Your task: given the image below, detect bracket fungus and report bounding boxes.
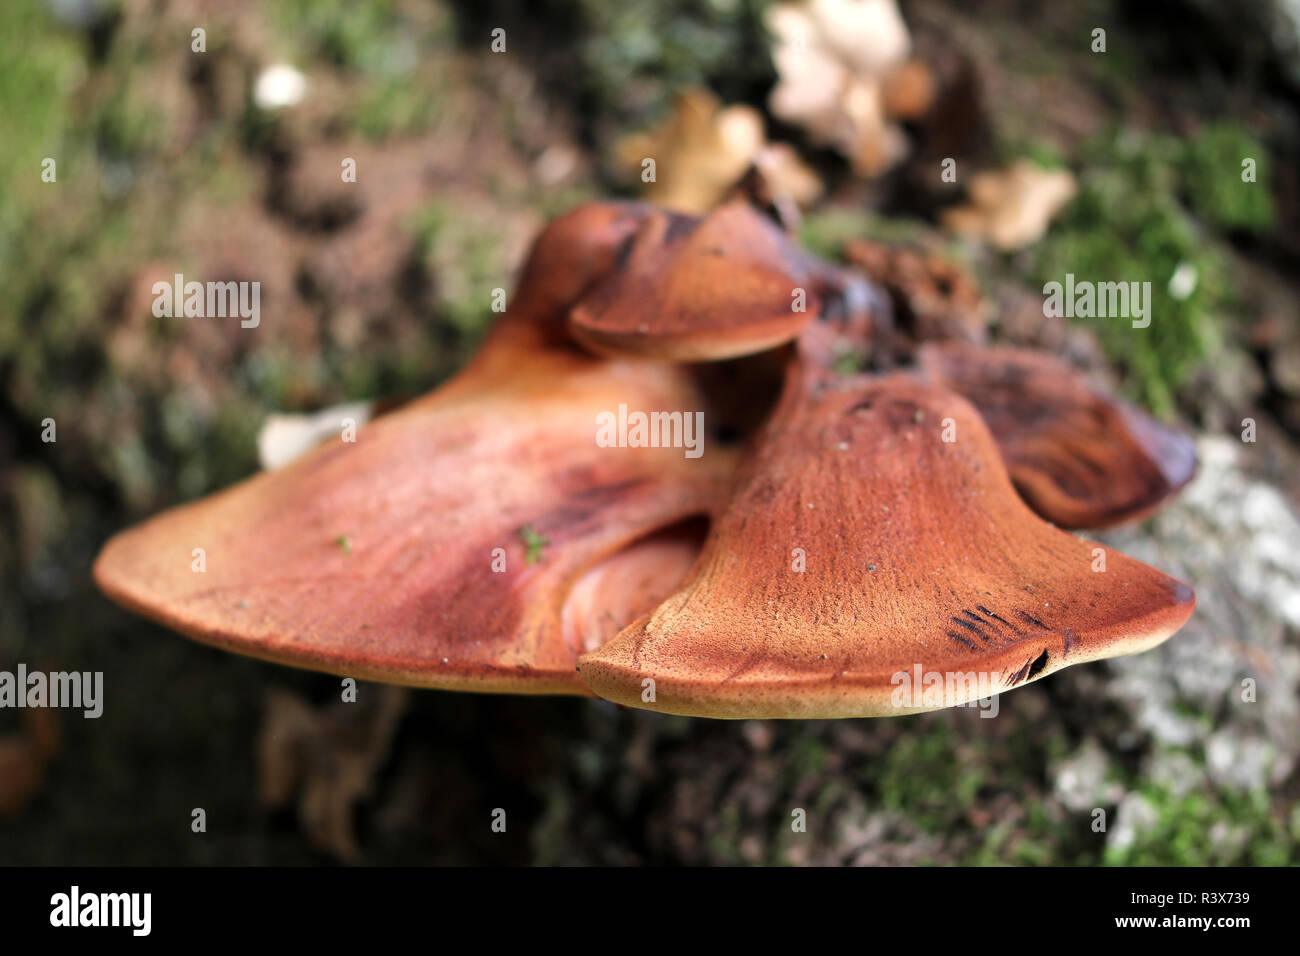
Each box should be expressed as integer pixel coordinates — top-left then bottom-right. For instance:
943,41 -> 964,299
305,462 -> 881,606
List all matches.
95,199 -> 1198,719
916,342 -> 1199,528
577,352 -> 1194,717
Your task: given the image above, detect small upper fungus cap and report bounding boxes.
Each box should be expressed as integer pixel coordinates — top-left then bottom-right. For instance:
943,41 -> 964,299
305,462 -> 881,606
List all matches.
568,199 -> 829,361
511,200 -> 654,331
576,357 -> 1195,718
917,342 -> 1198,528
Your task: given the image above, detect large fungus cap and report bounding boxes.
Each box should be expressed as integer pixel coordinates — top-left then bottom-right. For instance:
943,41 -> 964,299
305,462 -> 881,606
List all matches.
917,342 -> 1198,528
568,199 -> 833,361
576,356 -> 1195,718
94,203 -> 735,694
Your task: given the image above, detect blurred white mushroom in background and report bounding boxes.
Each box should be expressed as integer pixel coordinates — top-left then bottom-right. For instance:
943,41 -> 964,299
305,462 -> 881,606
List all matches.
254,63 -> 308,110
766,0 -> 934,177
258,401 -> 375,470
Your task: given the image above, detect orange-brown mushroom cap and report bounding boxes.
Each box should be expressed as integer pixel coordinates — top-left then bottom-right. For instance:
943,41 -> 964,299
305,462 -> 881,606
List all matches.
93,203 -> 736,694
568,200 -> 830,361
917,342 -> 1198,528
576,358 -> 1195,718
512,200 -> 654,329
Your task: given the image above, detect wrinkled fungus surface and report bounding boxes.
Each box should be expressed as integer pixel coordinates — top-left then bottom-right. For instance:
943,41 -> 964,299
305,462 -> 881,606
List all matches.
96,200 -> 1197,718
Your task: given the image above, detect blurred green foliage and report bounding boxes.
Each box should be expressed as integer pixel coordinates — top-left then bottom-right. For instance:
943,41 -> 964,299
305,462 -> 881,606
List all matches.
798,210 -> 939,261
272,0 -> 456,140
407,201 -> 506,340
560,0 -> 775,129
273,0 -> 412,72
1104,782 -> 1298,866
1177,122 -> 1275,233
1035,124 -> 1273,413
874,726 -> 985,831
0,1 -> 83,298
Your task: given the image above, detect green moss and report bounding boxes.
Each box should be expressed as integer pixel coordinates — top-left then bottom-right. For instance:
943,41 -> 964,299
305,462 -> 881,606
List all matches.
1034,130 -> 1235,413
798,209 -> 935,261
272,0 -> 409,72
870,721 -> 987,832
520,525 -> 549,565
1177,122 -> 1274,233
93,82 -> 162,165
353,77 -> 442,141
558,0 -> 775,130
0,2 -> 80,181
830,344 -> 867,377
0,1 -> 83,294
1104,785 -> 1297,866
997,137 -> 1069,171
270,0 -> 456,141
408,201 -> 506,341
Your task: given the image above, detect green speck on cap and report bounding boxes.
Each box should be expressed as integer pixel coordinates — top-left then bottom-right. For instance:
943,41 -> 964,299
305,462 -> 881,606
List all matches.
520,525 -> 549,565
